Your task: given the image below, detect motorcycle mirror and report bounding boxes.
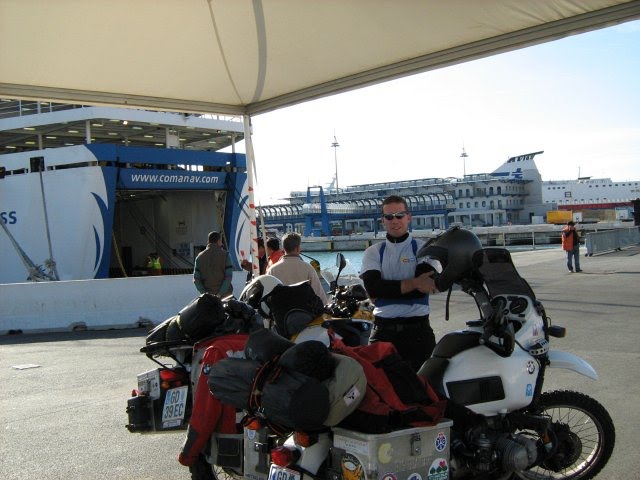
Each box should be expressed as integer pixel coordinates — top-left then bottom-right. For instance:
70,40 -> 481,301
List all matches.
335,253 -> 346,281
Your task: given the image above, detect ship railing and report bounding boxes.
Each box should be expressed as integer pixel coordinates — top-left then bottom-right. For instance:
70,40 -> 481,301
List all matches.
0,99 -> 85,119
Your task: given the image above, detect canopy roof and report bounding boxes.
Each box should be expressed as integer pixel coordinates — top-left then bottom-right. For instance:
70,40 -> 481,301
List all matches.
1,0 -> 639,117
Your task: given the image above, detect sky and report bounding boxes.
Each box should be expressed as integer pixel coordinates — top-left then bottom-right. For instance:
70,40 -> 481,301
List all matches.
231,20 -> 640,205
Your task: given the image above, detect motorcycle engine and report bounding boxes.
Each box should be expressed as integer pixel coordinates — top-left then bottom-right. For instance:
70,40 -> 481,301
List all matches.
451,428 -> 538,479
495,434 -> 538,471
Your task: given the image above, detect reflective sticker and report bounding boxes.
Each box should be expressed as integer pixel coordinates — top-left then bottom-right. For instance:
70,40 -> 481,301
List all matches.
527,360 -> 536,374
526,384 -> 533,396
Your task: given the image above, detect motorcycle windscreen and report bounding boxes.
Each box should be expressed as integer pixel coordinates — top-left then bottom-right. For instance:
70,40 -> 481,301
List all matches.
474,248 -> 536,300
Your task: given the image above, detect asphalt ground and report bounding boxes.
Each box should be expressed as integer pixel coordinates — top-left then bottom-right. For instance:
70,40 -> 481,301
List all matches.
1,245 -> 639,480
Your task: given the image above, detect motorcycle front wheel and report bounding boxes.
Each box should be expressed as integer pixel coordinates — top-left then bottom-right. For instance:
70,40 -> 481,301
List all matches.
515,390 -> 615,480
189,454 -> 243,480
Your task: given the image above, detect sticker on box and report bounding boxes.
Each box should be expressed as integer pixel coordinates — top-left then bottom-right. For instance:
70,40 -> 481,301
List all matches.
341,452 -> 365,480
377,442 -> 394,464
335,436 -> 369,456
427,458 -> 449,480
434,431 -> 447,452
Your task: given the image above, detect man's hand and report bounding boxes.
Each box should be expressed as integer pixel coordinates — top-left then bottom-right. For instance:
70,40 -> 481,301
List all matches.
402,271 -> 438,294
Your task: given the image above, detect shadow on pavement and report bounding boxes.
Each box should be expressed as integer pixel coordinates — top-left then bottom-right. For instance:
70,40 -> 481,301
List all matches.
0,326 -> 151,345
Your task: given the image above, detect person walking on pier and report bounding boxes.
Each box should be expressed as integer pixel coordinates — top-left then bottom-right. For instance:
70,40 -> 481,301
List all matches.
562,221 -> 582,273
360,195 -> 440,371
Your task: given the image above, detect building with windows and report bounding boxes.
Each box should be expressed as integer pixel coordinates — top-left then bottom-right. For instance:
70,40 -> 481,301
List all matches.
260,151 -> 553,236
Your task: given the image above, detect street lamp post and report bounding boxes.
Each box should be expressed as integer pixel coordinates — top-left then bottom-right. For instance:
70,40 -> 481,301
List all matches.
331,135 -> 340,192
460,147 -> 468,178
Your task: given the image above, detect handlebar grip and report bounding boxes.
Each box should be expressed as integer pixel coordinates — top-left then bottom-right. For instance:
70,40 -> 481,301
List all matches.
493,296 -> 508,314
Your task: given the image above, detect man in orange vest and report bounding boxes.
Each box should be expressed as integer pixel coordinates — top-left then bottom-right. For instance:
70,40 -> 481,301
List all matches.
561,221 -> 582,273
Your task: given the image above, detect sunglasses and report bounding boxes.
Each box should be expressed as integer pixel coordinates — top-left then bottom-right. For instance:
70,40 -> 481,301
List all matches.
382,211 -> 408,221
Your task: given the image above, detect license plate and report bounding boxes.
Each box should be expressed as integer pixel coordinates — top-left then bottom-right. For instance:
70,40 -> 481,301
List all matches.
161,385 -> 188,428
268,465 -> 301,480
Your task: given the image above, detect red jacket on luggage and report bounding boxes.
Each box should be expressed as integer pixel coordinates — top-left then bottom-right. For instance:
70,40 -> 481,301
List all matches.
178,334 -> 248,466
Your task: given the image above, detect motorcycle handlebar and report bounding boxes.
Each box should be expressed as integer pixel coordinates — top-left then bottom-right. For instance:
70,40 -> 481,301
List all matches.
479,297 -> 515,358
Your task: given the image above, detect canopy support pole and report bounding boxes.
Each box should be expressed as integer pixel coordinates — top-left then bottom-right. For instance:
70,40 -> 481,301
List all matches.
243,114 -> 260,278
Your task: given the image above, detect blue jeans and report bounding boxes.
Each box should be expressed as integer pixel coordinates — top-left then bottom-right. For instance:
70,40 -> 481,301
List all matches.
566,247 -> 581,272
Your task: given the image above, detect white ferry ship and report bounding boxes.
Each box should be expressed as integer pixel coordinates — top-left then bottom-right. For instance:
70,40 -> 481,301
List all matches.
471,151 -> 639,209
0,100 -> 252,284
543,177 -> 640,210
261,151 -> 638,235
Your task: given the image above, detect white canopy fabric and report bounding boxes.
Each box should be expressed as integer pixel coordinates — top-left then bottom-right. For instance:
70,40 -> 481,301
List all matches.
1,0 -> 639,117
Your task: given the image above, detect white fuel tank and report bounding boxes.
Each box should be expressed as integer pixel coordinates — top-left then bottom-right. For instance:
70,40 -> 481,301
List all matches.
442,345 -> 539,415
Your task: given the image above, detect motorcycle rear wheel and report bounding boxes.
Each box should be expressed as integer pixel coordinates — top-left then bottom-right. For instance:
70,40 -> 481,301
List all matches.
514,390 -> 615,480
189,454 -> 243,480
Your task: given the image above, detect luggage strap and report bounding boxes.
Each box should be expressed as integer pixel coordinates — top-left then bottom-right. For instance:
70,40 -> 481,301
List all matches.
246,359 -> 291,436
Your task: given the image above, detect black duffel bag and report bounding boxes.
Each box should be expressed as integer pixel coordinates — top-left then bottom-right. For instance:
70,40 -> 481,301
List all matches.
146,293 -> 226,345
208,351 -> 331,432
261,369 -> 330,432
244,328 -> 294,363
208,358 -> 263,410
145,314 -> 185,345
277,340 -> 335,381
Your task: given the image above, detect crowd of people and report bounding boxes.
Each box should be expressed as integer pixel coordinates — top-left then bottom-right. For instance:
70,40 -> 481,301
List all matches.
192,199 -> 588,371
191,194 -> 446,371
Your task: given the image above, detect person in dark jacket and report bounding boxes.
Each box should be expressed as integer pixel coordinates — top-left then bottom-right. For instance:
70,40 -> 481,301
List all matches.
241,238 -> 267,279
193,231 -> 234,296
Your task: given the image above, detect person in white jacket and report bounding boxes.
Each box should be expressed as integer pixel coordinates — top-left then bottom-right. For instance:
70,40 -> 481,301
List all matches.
360,195 -> 440,371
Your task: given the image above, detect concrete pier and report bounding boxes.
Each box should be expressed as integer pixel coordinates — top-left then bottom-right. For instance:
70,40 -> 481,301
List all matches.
1,246 -> 639,479
301,221 -> 637,251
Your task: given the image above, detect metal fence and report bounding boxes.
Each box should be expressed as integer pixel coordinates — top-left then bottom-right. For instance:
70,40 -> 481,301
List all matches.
585,227 -> 640,256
